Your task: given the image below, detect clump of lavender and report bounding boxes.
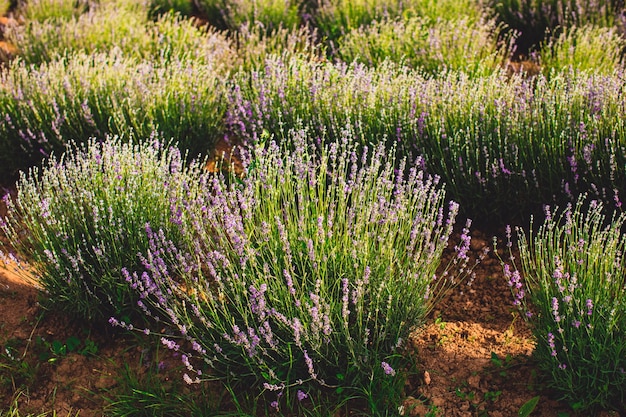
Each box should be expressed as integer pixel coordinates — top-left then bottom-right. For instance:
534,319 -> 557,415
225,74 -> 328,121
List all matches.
501,195 -> 626,412
336,16 -> 511,76
0,136 -> 205,322
226,56 -> 626,219
488,0 -> 620,54
0,51 -> 228,179
538,24 -> 624,74
119,127 -> 473,413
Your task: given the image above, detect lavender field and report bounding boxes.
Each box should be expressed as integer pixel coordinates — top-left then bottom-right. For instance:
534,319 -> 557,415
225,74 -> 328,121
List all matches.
1,0 -> 626,415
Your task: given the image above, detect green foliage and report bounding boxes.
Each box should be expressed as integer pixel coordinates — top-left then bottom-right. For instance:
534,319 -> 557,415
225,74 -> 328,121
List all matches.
0,0 -> 10,16
504,196 -> 626,412
15,0 -> 90,22
232,23 -> 322,71
119,129 -> 473,415
0,51 -> 227,179
539,24 -> 624,74
336,16 -> 510,76
0,339 -> 38,397
103,346 -> 226,417
0,138 -> 206,322
35,334 -> 98,362
148,0 -> 193,18
518,396 -> 540,417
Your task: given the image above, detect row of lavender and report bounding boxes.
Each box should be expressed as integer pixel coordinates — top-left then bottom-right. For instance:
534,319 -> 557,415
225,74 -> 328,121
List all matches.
2,136 -> 475,414
0,0 -> 624,220
1,51 -> 626,218
2,133 -> 625,413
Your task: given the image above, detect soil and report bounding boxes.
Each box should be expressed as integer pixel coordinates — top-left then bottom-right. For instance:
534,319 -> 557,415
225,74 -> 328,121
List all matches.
0,191 -> 618,417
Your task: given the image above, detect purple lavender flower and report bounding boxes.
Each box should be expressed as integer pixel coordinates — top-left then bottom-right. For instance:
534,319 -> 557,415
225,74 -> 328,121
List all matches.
297,390 -> 308,401
381,361 -> 396,376
551,297 -> 561,323
548,332 -> 557,357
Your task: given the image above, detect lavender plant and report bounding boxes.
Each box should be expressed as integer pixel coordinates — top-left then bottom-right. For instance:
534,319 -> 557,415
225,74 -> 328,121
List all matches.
502,196 -> 626,412
538,24 -> 625,74
226,56 -> 626,218
315,0 -> 484,44
488,0 -> 622,53
0,137 -> 206,322
7,7 -> 233,66
0,51 -> 228,179
15,0 -> 91,22
336,16 -> 510,76
114,128 -> 473,414
231,23 -> 323,71
195,0 -> 301,32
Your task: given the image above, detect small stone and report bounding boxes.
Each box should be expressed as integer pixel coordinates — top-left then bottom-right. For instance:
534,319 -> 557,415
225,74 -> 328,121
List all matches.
467,374 -> 481,389
423,370 -> 431,385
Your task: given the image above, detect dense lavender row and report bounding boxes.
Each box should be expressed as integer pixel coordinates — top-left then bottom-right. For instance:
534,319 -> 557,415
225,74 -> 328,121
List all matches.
2,49 -> 625,218
2,134 -> 475,414
227,57 -> 626,217
0,52 -> 227,180
0,0 -> 623,221
6,3 -> 234,65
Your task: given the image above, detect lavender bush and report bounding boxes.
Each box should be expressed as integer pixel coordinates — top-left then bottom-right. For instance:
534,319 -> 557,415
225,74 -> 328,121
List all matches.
115,128 -> 474,414
0,137 -> 206,322
0,51 -> 228,179
7,7 -> 234,66
538,24 -> 624,74
315,0 -> 484,44
336,16 -> 510,76
226,57 -> 626,218
488,0 -> 621,53
502,196 -> 626,412
15,0 -> 91,22
232,23 -> 323,71
195,0 -> 301,32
